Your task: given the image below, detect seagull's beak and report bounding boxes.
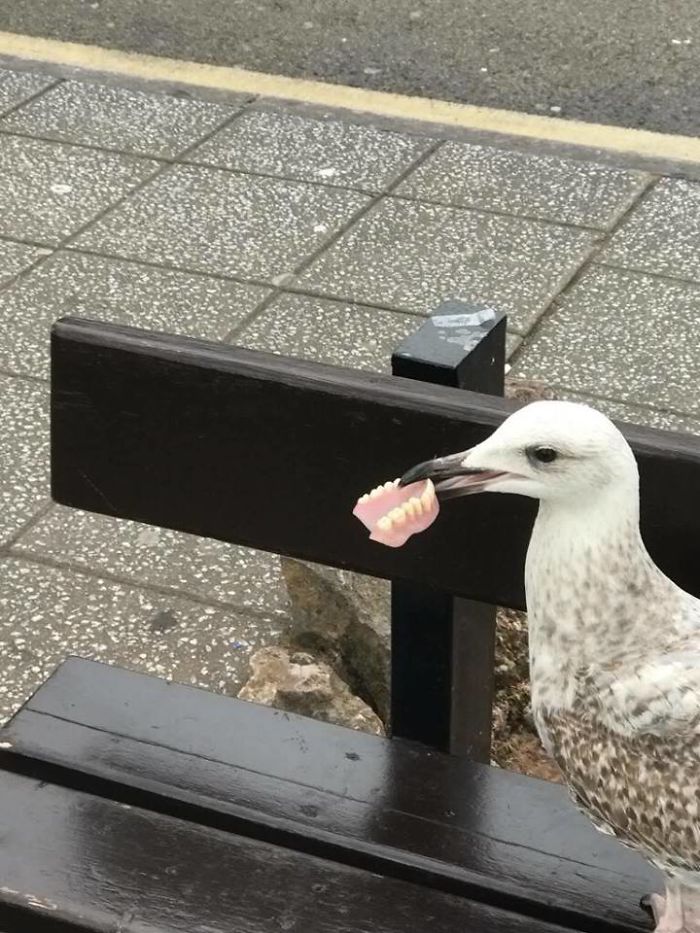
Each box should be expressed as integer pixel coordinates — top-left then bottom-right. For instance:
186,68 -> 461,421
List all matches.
399,450 -> 510,500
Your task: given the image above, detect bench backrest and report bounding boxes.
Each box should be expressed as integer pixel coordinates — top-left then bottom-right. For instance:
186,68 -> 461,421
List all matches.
52,316 -> 700,609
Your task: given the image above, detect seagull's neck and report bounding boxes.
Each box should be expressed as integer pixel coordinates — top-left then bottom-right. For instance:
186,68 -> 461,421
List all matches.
525,483 -> 681,708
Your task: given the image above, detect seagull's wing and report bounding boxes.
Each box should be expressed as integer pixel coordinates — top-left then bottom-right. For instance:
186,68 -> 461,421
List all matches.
553,642 -> 700,868
548,659 -> 700,871
591,642 -> 700,739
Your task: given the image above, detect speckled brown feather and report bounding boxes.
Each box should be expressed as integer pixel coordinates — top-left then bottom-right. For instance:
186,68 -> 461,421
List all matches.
541,705 -> 700,874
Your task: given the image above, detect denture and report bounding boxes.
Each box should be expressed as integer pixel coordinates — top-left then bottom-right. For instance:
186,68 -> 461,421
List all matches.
353,478 -> 440,547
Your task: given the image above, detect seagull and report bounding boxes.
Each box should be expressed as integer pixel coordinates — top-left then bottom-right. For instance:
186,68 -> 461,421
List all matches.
354,400 -> 700,933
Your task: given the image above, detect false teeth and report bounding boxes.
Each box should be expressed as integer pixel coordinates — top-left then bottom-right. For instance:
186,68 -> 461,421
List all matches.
353,478 -> 440,548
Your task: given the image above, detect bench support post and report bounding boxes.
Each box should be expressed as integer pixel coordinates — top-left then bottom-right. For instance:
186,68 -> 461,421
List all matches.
391,302 -> 506,759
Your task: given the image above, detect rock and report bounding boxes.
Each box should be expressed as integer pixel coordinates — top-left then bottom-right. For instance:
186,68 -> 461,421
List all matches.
492,608 -> 531,758
238,646 -> 385,735
505,376 -> 556,403
280,558 -> 391,723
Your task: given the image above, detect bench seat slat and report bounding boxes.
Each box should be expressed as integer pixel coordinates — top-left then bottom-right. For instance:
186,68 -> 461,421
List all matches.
1,659 -> 657,933
1,768 -> 574,933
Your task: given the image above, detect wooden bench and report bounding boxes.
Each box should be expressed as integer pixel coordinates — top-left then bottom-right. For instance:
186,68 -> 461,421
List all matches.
1,314 -> 699,932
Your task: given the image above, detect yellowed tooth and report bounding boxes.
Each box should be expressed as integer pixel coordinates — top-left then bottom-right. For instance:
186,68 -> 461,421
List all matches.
377,516 -> 392,532
390,507 -> 406,526
421,485 -> 434,509
410,496 -> 423,516
402,500 -> 416,520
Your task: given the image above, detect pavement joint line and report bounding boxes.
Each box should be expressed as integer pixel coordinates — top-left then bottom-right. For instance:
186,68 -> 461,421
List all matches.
256,284 -> 430,319
385,190 -> 609,233
3,546 -> 292,621
594,259 -> 700,290
542,384 -> 700,428
48,103 -> 252,248
0,124 -> 172,164
55,241 -> 317,294
59,242 -> 278,288
4,31 -> 700,166
0,365 -> 48,385
0,501 -> 55,555
167,93 -> 256,162
377,133 -> 440,190
178,153 -> 380,196
0,236 -> 509,329
0,124 -> 673,236
509,175 -> 658,361
0,161 -> 168,299
600,171 -> 660,235
17,101 -> 250,282
0,120 -> 412,197
224,274 -> 433,344
0,117 -> 644,231
510,177 -> 653,352
0,247 -> 54,299
0,73 -> 63,121
0,101 -> 253,166
291,137 -> 445,280
0,232 -> 54,250
0,126 -> 183,295
507,235 -> 607,356
226,138 -> 445,341
223,286 -> 288,344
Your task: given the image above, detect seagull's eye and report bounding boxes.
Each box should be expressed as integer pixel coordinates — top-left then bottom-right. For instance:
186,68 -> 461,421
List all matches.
532,446 -> 558,464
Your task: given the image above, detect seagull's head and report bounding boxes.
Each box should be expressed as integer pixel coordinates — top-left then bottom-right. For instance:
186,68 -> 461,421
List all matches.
400,400 -> 638,505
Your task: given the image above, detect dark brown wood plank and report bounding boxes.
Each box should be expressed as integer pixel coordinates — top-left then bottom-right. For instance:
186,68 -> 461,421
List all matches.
1,659 -> 658,933
0,769 -> 574,933
51,318 -> 700,609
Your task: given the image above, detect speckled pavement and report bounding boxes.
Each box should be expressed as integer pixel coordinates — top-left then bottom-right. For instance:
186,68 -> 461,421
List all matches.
0,64 -> 699,722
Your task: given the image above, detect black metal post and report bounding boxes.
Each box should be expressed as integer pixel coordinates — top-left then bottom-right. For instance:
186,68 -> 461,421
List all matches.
391,300 -> 506,760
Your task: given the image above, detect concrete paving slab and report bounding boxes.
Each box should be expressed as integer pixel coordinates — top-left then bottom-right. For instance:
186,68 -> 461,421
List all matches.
0,555 -> 288,724
12,507 -> 289,616
73,163 -> 370,280
0,251 -> 268,378
0,238 -> 46,287
1,79 -> 240,158
0,375 -> 49,546
234,292 -> 420,372
299,197 -> 596,333
187,107 -> 431,191
396,141 -> 650,228
557,391 -> 700,436
511,265 -> 700,417
600,178 -> 700,281
0,133 -> 159,245
506,332 -> 523,359
0,68 -> 54,115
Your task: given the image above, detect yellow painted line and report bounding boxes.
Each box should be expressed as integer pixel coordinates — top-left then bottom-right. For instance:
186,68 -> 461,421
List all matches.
2,29 -> 700,165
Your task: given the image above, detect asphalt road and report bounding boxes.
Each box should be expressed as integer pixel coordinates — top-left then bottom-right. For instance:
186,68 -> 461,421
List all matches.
2,0 -> 699,136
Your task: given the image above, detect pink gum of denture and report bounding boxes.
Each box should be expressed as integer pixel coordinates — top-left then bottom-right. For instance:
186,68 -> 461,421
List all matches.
353,478 -> 440,548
